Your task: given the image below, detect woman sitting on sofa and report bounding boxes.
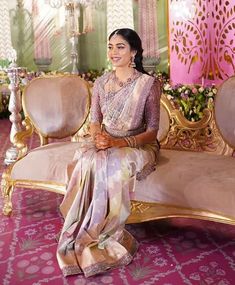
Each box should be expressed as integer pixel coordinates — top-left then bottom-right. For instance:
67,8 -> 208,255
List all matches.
57,28 -> 161,277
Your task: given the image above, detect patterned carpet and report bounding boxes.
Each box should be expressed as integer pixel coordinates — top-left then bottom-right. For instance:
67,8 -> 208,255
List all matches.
0,119 -> 235,285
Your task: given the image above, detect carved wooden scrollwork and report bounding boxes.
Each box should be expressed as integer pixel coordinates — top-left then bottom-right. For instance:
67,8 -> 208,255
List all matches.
130,201 -> 151,214
160,96 -> 234,156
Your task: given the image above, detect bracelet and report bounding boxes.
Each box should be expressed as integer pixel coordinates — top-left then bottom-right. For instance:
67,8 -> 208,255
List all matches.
132,136 -> 137,148
124,137 -> 131,147
124,136 -> 137,148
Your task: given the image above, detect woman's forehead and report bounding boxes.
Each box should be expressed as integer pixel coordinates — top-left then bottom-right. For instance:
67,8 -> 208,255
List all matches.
109,34 -> 128,45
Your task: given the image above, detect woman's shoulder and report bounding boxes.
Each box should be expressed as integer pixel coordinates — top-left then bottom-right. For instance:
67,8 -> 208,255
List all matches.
138,73 -> 162,97
94,71 -> 112,85
147,73 -> 162,86
139,72 -> 160,86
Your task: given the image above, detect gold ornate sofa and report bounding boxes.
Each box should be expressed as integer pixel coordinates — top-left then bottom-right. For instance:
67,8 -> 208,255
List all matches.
1,75 -> 235,226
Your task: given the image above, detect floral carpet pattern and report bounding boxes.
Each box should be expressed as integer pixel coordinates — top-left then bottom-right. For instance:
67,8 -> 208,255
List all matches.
0,119 -> 235,285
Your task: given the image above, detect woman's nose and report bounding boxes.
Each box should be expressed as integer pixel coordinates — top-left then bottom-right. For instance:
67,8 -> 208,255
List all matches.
111,47 -> 118,54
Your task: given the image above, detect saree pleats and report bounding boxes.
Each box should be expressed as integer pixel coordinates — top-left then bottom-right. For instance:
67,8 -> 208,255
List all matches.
57,144 -> 157,277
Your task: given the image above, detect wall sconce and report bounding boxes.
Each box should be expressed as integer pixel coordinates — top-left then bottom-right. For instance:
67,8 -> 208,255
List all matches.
64,0 -> 81,74
49,0 -> 103,74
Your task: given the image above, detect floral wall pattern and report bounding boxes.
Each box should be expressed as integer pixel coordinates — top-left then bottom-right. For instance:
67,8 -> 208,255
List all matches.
169,0 -> 235,86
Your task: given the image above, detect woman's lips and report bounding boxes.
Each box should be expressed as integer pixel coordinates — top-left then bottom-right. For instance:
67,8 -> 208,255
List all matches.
111,57 -> 121,62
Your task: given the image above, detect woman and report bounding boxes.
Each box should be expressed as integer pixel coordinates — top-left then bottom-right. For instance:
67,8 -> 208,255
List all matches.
57,28 -> 161,277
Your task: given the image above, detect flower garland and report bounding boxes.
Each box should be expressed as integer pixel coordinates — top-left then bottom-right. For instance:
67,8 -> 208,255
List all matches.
0,69 -> 217,122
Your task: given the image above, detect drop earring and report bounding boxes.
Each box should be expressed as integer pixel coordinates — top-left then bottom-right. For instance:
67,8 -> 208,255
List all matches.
107,58 -> 113,70
130,56 -> 136,68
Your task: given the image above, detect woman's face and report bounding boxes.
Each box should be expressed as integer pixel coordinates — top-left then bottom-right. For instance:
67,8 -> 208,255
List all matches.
108,34 -> 136,68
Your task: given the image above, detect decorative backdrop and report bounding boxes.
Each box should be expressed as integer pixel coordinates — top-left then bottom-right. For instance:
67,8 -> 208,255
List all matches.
138,0 -> 160,69
169,0 -> 235,86
32,0 -> 52,70
107,0 -> 134,38
0,0 -> 15,64
1,0 -> 168,73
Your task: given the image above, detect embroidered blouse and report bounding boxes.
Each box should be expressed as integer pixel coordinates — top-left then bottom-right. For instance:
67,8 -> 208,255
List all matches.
90,71 -> 161,135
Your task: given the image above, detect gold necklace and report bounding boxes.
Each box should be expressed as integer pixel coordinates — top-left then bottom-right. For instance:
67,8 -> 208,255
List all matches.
113,69 -> 137,88
114,74 -> 133,87
108,70 -> 138,94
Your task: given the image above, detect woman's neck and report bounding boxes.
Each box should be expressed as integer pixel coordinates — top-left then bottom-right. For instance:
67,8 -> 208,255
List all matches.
114,67 -> 135,81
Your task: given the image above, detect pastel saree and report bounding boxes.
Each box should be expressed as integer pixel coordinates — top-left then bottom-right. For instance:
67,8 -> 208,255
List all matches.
57,72 -> 161,277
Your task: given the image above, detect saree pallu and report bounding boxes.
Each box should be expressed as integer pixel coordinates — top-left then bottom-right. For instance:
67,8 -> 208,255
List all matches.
57,74 -> 159,277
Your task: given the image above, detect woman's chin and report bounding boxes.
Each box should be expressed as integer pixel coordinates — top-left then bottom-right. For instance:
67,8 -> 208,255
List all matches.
112,63 -> 129,69
111,62 -> 120,67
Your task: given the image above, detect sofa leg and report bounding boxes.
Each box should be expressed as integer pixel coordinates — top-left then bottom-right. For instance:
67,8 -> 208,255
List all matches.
1,174 -> 13,216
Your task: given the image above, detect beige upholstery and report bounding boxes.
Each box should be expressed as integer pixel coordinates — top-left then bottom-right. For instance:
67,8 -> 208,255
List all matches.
23,76 -> 90,138
1,75 -> 235,226
157,104 -> 170,142
11,142 -> 79,183
11,145 -> 235,217
133,150 -> 235,217
215,76 -> 235,148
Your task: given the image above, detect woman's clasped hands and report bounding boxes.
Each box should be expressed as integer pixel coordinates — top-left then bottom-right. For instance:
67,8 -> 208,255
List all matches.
94,132 -> 114,150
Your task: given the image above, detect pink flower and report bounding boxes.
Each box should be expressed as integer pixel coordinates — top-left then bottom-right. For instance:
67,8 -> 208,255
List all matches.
192,88 -> 198,94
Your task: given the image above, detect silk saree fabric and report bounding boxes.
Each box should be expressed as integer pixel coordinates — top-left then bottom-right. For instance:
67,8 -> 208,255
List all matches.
57,73 -> 161,277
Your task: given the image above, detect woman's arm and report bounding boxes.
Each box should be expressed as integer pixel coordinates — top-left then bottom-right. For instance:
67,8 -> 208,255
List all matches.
135,78 -> 161,145
89,79 -> 103,140
90,122 -> 102,140
95,125 -> 157,150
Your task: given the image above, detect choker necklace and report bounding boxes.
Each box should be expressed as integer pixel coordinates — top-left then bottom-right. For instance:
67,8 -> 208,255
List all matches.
114,74 -> 133,87
107,70 -> 139,95
113,69 -> 138,88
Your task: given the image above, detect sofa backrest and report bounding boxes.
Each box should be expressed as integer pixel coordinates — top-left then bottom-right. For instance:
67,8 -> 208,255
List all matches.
215,76 -> 235,149
22,75 -> 91,139
157,101 -> 170,142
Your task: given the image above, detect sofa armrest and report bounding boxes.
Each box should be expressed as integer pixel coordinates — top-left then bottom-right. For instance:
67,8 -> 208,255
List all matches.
160,94 -> 234,156
13,117 -> 36,159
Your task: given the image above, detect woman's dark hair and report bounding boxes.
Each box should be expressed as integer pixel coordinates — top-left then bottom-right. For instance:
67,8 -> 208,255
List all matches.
108,28 -> 148,74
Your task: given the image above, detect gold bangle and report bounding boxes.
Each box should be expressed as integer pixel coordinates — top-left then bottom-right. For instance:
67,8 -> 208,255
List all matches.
124,136 -> 137,148
124,137 -> 131,147
131,136 -> 137,148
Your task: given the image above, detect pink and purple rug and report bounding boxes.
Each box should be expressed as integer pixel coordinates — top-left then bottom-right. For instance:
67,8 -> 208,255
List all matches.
1,119 -> 235,285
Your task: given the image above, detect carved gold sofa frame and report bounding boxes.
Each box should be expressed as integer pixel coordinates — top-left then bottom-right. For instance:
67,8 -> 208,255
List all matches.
1,75 -> 235,227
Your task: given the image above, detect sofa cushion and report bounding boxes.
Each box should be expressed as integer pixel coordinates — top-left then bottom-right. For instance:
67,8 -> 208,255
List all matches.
11,142 -> 79,184
133,149 -> 235,217
11,144 -> 235,217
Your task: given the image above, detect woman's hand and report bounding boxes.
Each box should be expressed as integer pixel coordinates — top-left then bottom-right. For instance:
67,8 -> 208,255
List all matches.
94,133 -> 114,150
